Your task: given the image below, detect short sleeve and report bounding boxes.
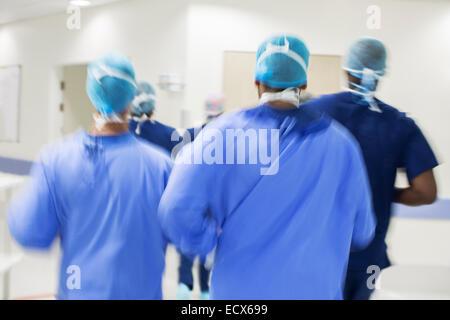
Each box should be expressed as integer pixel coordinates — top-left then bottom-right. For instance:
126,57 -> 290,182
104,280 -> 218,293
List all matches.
400,118 -> 438,181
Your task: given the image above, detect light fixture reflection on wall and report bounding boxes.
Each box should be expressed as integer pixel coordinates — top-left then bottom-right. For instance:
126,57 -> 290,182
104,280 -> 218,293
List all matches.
69,0 -> 92,7
158,74 -> 185,92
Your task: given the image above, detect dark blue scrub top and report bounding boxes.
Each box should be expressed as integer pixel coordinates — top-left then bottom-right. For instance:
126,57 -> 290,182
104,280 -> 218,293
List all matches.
129,119 -> 178,153
303,92 -> 438,271
129,119 -> 202,155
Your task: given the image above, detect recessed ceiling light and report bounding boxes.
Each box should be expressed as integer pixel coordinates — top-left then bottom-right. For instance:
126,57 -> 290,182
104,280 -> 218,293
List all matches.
70,0 -> 92,7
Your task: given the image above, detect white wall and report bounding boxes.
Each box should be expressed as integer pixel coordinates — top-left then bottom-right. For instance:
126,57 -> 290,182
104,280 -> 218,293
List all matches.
387,217 -> 450,267
0,0 -> 189,159
0,0 -> 449,196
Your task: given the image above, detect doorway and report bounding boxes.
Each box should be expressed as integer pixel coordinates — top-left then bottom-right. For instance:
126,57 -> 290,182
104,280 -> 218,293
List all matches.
61,64 -> 92,135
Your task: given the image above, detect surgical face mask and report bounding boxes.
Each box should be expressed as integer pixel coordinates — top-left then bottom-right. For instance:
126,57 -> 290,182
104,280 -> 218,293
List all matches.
259,87 -> 302,108
343,67 -> 383,113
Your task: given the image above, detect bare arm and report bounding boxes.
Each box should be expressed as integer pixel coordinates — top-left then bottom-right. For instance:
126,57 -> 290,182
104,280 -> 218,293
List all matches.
395,169 -> 437,206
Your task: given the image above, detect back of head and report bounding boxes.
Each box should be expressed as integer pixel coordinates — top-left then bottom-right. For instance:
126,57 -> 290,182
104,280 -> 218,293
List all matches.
345,37 -> 387,78
255,34 -> 310,90
86,52 -> 137,116
131,81 -> 156,117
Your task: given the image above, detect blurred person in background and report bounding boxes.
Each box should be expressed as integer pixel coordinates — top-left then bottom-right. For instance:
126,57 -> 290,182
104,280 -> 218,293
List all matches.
129,81 -> 181,153
303,37 -> 438,300
158,34 -> 376,299
7,53 -> 172,299
204,93 -> 225,122
129,85 -> 224,157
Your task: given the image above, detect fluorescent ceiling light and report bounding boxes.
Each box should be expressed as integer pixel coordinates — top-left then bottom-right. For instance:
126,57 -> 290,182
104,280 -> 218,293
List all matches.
70,0 -> 92,7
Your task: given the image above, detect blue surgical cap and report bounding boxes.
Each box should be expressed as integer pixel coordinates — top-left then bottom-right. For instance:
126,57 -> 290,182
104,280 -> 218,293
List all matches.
345,37 -> 387,78
131,82 -> 156,116
86,52 -> 137,116
255,35 -> 310,89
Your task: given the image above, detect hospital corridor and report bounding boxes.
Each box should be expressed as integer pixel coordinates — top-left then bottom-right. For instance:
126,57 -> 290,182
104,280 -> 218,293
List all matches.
0,0 -> 450,309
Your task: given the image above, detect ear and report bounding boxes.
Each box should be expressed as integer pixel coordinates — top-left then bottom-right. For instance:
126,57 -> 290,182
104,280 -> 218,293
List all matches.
300,84 -> 307,90
346,72 -> 360,85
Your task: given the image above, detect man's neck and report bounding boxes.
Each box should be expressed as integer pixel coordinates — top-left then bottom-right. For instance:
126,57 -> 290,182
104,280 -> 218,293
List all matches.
267,101 -> 297,110
90,123 -> 129,136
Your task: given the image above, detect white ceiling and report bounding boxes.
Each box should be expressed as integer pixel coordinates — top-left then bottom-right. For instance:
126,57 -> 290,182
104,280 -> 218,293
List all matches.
0,0 -> 126,25
1,0 -> 447,25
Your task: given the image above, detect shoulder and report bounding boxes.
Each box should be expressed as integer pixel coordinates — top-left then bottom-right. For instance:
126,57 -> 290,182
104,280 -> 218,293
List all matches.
205,105 -> 291,131
376,99 -> 404,117
327,120 -> 358,145
38,131 -> 84,166
376,100 -> 420,133
322,120 -> 364,159
302,92 -> 349,111
205,108 -> 255,131
133,137 -> 173,168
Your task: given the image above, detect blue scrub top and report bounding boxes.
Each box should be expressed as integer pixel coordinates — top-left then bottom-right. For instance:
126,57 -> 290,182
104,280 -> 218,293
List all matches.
158,105 -> 376,299
303,92 -> 438,271
7,131 -> 172,299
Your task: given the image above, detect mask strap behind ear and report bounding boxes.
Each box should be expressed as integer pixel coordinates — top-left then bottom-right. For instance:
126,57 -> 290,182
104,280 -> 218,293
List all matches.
259,87 -> 301,108
343,67 -> 384,78
343,66 -> 383,113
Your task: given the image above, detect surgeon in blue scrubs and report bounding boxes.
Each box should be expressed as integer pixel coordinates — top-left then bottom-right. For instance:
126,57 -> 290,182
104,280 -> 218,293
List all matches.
303,37 -> 438,300
7,53 -> 172,299
158,35 -> 376,299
